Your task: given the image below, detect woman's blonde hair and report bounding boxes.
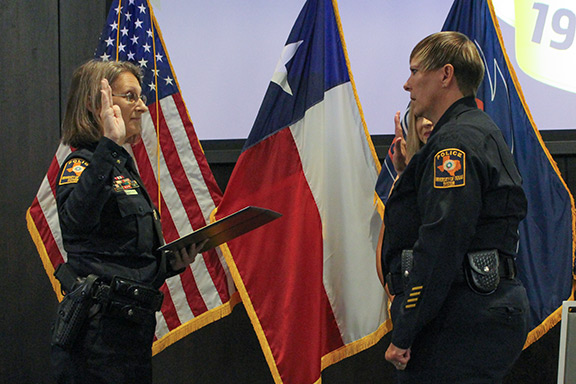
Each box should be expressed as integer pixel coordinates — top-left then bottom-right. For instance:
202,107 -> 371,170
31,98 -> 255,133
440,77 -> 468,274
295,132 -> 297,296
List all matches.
61,60 -> 143,148
404,108 -> 433,164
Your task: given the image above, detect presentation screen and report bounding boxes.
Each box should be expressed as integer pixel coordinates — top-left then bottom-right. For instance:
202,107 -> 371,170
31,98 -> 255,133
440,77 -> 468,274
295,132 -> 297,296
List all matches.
152,0 -> 576,139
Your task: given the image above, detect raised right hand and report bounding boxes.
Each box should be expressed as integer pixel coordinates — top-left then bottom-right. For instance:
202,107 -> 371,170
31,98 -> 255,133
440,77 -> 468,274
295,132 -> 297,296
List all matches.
100,79 -> 126,145
391,111 -> 407,174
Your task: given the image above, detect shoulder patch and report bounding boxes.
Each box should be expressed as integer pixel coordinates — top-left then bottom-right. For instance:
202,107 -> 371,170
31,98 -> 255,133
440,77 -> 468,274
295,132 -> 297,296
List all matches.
434,148 -> 465,189
59,158 -> 89,185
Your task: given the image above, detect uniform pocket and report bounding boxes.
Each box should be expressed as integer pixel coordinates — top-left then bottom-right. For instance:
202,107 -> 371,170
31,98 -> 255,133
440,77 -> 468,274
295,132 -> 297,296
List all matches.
488,305 -> 525,323
116,194 -> 153,218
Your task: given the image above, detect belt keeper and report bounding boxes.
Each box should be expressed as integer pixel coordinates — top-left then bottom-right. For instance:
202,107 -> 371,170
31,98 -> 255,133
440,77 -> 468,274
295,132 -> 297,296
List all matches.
500,256 -> 517,279
385,272 -> 404,295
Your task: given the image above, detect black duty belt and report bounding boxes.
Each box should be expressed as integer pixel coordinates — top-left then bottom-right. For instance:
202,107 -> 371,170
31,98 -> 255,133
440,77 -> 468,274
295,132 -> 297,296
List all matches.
385,250 -> 517,296
94,276 -> 164,323
55,263 -> 163,324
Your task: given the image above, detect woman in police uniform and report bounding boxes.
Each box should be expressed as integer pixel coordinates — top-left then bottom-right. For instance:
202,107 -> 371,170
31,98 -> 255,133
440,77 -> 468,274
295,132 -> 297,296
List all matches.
380,32 -> 530,383
51,60 -> 200,384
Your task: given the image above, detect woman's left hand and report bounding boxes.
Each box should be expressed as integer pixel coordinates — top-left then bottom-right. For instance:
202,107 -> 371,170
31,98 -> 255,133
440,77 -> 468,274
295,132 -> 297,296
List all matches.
169,239 -> 209,270
385,342 -> 411,370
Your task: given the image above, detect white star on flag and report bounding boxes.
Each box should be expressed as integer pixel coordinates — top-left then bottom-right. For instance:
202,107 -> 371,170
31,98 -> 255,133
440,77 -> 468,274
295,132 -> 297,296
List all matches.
271,40 -> 303,96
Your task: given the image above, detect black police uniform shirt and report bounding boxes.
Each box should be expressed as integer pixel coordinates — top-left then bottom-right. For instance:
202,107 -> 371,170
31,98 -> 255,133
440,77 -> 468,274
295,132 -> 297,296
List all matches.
57,137 -> 178,289
381,96 -> 527,349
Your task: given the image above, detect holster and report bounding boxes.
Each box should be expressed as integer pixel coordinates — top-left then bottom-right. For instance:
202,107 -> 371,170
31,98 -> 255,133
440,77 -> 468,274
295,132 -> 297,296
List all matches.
51,273 -> 99,349
464,250 -> 500,295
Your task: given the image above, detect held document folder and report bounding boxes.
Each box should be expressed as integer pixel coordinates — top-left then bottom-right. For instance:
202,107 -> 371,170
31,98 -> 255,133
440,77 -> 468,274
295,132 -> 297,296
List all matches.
158,206 -> 282,253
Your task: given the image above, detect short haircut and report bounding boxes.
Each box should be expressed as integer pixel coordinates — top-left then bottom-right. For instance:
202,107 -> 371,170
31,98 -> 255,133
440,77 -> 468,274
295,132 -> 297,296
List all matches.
61,60 -> 143,148
410,31 -> 484,97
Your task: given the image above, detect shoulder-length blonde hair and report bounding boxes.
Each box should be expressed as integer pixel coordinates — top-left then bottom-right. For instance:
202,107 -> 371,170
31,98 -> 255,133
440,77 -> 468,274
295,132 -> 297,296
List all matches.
404,108 -> 434,164
61,60 -> 143,148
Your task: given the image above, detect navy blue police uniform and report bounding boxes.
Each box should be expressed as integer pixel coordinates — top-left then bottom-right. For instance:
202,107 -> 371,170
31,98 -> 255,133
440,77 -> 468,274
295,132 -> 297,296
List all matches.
51,137 -> 181,384
381,97 -> 530,383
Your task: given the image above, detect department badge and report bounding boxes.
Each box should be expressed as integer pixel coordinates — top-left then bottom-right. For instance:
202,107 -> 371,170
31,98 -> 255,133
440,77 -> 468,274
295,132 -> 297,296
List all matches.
59,158 -> 89,185
434,148 -> 465,188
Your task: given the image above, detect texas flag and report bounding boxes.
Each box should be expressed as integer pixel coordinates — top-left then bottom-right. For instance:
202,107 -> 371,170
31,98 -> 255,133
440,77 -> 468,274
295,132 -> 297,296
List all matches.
215,0 -> 389,382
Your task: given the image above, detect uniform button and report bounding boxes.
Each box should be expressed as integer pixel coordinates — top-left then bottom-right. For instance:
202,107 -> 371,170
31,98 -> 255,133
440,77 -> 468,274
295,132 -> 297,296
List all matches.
98,175 -> 105,180
138,206 -> 144,212
112,151 -> 118,158
127,309 -> 134,317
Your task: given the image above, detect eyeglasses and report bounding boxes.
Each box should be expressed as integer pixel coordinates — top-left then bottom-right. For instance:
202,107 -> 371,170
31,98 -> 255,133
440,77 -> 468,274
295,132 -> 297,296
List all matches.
112,92 -> 147,104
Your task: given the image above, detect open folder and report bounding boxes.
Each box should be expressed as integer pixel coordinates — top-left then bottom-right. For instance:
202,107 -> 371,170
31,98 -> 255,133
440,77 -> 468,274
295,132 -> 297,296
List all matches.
158,206 -> 282,254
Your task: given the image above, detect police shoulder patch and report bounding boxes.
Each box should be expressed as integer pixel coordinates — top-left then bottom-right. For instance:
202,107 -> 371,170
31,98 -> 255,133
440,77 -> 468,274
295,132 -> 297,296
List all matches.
434,148 -> 465,189
59,158 -> 89,185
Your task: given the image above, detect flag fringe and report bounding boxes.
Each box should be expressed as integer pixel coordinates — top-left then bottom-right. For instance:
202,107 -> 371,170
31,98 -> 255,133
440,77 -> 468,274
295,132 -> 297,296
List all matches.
25,207 -> 64,302
218,218 -> 392,383
152,291 -> 242,355
320,318 -> 393,370
524,280 -> 576,348
218,241 -> 284,383
331,0 -> 381,175
333,2 -> 390,364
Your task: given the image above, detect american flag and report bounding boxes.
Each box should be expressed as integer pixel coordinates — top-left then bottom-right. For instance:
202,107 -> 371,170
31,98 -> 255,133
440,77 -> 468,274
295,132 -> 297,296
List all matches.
26,0 -> 237,354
